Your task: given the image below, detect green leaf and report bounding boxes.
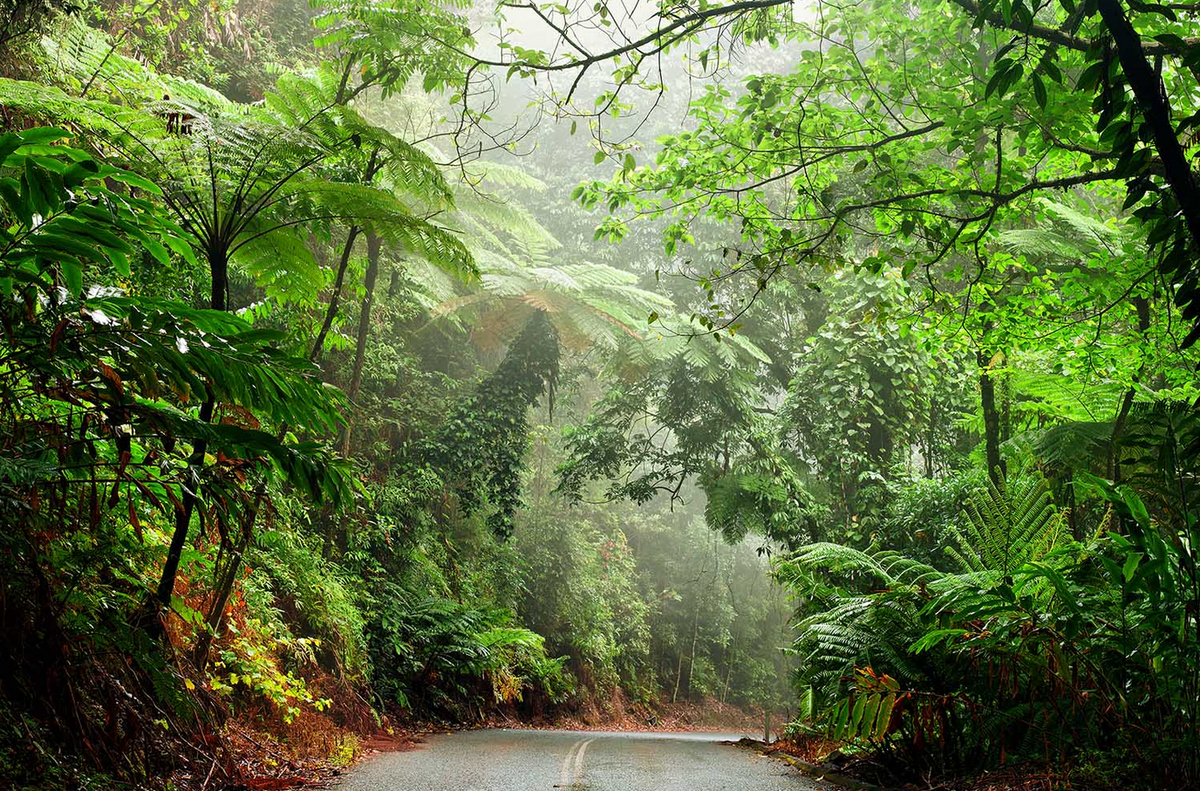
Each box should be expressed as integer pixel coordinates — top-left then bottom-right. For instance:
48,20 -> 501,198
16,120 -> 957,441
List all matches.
1122,489 -> 1151,528
1122,552 -> 1143,582
1032,72 -> 1047,110
874,693 -> 895,740
60,257 -> 83,296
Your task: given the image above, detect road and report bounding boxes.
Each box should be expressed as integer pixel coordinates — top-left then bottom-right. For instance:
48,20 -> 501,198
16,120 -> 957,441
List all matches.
336,728 -> 825,791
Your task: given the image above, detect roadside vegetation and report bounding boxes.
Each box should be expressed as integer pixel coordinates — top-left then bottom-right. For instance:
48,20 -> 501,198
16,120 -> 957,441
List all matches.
1,0 -> 1199,789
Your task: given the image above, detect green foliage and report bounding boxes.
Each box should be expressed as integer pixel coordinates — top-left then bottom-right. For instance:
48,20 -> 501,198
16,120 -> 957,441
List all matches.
7,0 -> 1200,787
0,125 -> 354,506
947,471 -> 1065,575
209,618 -> 331,723
243,524 -> 370,679
776,455 -> 1200,784
426,310 -> 561,537
368,588 -> 570,715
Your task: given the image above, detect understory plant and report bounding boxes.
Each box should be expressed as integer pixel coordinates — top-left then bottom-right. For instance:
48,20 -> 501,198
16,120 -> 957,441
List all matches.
777,457 -> 1200,786
367,584 -> 571,718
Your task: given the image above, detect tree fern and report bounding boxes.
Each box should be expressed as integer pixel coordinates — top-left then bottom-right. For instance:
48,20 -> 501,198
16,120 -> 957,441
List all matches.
945,472 -> 1065,575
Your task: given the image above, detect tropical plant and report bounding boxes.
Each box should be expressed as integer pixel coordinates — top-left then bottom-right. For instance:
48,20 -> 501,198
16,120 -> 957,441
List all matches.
773,472 -> 1070,776
0,124 -> 356,779
368,587 -> 569,715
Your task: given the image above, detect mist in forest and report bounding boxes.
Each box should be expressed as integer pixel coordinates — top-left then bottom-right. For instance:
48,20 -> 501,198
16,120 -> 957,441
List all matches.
2,0 -> 1200,789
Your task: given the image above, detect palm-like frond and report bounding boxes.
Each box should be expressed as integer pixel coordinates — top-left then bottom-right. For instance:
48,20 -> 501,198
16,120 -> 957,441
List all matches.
432,254 -> 673,353
999,198 -> 1128,260
265,69 -> 454,209
309,0 -> 473,96
945,473 -> 1064,575
1011,370 -> 1125,424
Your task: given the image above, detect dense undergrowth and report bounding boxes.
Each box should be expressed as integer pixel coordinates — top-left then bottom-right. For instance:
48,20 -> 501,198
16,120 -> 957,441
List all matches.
3,0 -> 1200,789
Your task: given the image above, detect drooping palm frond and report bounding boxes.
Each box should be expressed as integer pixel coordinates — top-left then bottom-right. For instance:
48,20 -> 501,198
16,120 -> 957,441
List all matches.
451,188 -> 558,256
609,314 -> 772,380
1010,370 -> 1126,424
1027,420 -> 1113,471
265,68 -> 454,209
431,254 -> 674,353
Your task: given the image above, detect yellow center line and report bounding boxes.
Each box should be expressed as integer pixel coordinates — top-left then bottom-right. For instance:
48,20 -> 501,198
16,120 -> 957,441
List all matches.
571,738 -> 594,787
558,738 -> 585,788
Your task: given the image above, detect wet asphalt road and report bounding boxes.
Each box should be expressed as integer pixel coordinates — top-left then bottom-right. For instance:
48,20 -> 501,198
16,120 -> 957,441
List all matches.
336,728 -> 826,791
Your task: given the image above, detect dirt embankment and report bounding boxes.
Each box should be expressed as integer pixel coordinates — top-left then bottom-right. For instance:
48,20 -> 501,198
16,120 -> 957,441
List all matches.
482,691 -> 768,734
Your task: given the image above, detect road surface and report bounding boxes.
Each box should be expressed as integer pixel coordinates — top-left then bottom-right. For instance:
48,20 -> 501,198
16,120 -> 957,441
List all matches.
336,728 -> 825,791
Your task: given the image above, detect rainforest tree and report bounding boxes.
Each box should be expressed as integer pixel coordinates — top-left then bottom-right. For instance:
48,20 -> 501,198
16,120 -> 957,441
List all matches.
2,0 -> 1200,789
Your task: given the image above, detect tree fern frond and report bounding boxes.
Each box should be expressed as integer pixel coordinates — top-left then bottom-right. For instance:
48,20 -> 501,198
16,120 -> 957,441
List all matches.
945,472 -> 1064,575
230,223 -> 324,306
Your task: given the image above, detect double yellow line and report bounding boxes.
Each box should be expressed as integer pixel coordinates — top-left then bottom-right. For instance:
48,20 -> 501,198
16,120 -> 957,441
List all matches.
556,737 -> 594,788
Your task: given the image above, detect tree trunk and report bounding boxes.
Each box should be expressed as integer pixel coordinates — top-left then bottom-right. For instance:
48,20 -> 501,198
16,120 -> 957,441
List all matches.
925,400 -> 937,478
340,232 -> 383,457
310,225 -> 361,363
1096,0 -> 1200,245
672,647 -> 685,704
685,616 -> 699,700
1096,0 -> 1200,340
153,400 -> 213,616
1109,296 -> 1151,483
151,253 -> 227,620
978,348 -> 1006,486
310,147 -> 380,363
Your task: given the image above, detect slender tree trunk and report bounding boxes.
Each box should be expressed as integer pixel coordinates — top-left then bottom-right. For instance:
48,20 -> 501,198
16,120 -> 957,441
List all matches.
322,233 -> 385,558
1109,296 -> 1152,483
340,232 -> 383,457
310,149 -> 379,364
311,226 -> 361,363
1067,470 -> 1080,541
685,616 -> 699,700
152,254 -> 227,620
153,401 -> 213,615
978,348 -> 1006,486
672,647 -> 685,703
925,400 -> 937,478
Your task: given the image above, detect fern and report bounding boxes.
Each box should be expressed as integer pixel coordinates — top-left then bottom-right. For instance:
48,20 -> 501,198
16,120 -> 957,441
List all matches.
944,472 -> 1064,575
773,471 -> 1070,761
